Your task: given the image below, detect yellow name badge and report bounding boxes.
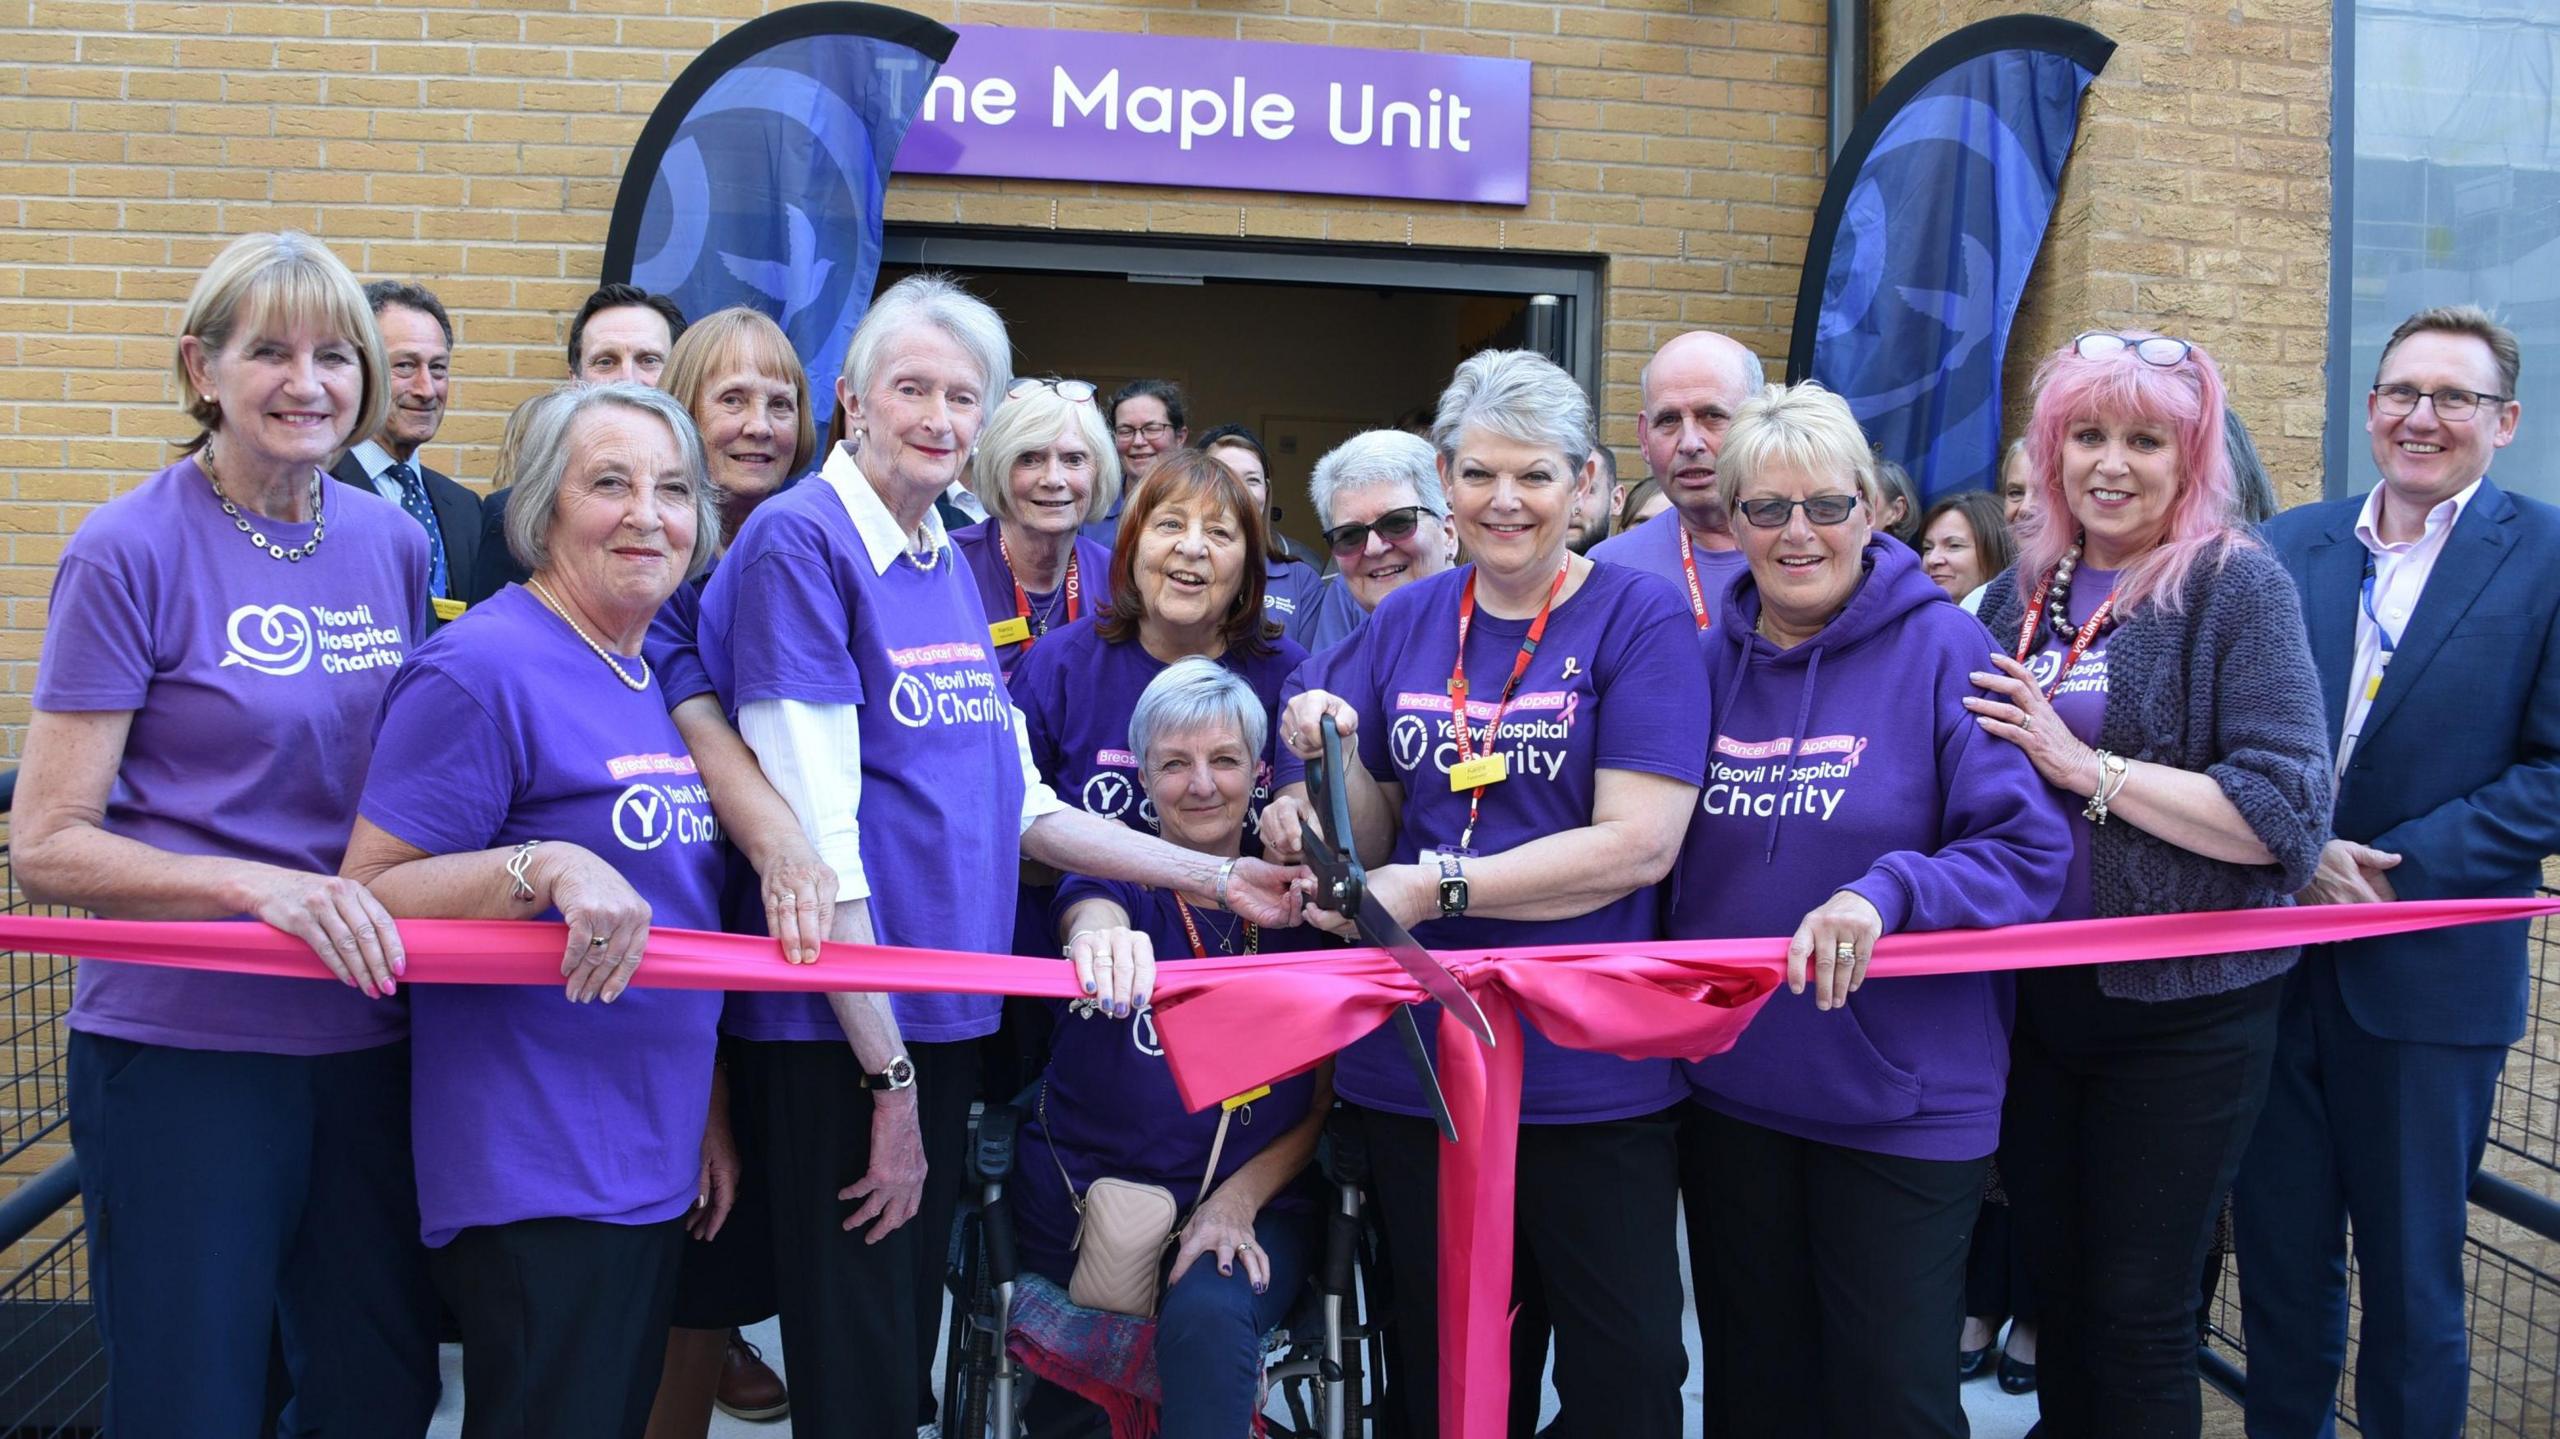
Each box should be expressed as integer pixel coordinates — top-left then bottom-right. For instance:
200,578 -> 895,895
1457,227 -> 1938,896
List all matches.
430,597 -> 467,622
987,616 -> 1032,646
1448,753 -> 1509,791
1222,1085 -> 1272,1112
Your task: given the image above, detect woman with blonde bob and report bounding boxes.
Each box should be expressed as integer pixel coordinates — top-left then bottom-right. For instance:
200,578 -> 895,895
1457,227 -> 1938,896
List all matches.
1667,381 -> 2068,1438
1971,333 -> 2331,1438
13,231 -> 441,1435
952,377 -> 1122,683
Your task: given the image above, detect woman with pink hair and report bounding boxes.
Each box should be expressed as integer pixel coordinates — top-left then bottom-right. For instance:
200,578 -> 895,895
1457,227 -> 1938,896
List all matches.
1966,332 -> 2333,1438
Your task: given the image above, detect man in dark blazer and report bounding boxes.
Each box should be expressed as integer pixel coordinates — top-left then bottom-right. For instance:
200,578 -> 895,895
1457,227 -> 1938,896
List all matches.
2239,304 -> 2560,1437
334,280 -> 479,633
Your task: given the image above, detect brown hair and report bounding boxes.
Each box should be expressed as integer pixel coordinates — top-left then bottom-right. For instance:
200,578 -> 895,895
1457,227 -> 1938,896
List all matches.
2377,304 -> 2521,400
1097,447 -> 1278,657
661,307 -> 818,482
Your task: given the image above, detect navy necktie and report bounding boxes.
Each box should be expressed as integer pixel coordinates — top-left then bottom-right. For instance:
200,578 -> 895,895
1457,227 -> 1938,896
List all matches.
385,461 -> 450,599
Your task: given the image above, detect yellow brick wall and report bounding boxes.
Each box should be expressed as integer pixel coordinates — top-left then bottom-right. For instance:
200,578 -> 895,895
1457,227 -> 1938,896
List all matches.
1873,0 -> 2334,509
0,0 -> 2330,749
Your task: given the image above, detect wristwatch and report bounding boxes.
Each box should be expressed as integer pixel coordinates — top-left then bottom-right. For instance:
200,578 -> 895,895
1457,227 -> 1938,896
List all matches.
1437,854 -> 1470,919
855,1055 -> 917,1091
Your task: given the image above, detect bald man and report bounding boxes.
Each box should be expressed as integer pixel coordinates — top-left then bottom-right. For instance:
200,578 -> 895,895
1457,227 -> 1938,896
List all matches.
1589,331 -> 1767,630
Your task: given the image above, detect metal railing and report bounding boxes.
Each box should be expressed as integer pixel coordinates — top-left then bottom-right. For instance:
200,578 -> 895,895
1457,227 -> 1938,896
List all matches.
0,769 -> 104,1437
2201,891 -> 2560,1436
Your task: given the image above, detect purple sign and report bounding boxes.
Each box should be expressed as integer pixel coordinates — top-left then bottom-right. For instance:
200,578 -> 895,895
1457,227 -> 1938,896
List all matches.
894,26 -> 1530,207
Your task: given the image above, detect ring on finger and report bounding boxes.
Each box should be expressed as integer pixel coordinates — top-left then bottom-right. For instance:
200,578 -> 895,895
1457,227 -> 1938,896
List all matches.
590,935 -> 609,949
1833,940 -> 1857,961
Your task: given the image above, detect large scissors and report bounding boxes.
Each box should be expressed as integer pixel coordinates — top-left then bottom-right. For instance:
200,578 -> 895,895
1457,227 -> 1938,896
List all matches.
1300,713 -> 1497,1143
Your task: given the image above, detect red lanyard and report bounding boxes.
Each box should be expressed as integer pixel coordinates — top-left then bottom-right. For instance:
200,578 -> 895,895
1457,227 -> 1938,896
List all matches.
998,532 -> 1080,647
2012,568 -> 2116,698
1448,558 -> 1570,850
1675,525 -> 1711,630
1173,896 -> 1256,958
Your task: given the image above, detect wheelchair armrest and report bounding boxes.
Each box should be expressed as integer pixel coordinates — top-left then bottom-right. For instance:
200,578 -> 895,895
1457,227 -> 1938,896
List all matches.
1317,1102 -> 1370,1189
972,1102 -> 1023,1186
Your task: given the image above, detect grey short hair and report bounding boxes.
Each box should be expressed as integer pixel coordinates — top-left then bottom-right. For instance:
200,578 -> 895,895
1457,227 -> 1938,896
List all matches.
839,273 -> 1012,409
1308,429 -> 1446,530
504,382 -> 720,584
1715,381 -> 1884,517
1430,349 -> 1595,472
1127,656 -> 1268,774
968,382 -> 1122,526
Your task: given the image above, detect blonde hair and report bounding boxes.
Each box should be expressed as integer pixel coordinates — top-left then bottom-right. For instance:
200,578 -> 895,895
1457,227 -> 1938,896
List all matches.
969,383 -> 1122,526
175,232 -> 387,457
1715,382 -> 1885,515
662,307 -> 818,483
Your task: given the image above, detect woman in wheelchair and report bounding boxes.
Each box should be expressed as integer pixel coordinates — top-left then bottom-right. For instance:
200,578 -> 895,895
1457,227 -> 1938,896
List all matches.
1018,657 -> 1333,1437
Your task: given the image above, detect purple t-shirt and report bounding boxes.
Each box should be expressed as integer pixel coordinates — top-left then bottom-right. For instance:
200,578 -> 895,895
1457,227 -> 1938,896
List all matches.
950,519 -> 1114,688
37,457 -> 427,1055
1274,563 -> 1708,1123
1264,553 -> 1325,630
2026,567 -> 2117,922
1012,617 -> 1306,845
361,585 -> 725,1245
1587,509 -> 1747,632
643,577 -> 716,710
1014,873 -> 1324,1276
699,477 -> 1027,1043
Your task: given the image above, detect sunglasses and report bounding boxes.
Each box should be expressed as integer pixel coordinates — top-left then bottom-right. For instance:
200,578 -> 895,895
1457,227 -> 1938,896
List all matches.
1323,505 -> 1437,557
1736,493 -> 1861,529
1008,376 -> 1098,403
2073,332 -> 2193,367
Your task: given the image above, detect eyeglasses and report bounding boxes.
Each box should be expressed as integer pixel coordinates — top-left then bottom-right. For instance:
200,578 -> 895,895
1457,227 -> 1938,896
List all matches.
1009,377 -> 1098,403
1736,493 -> 1861,529
2074,332 -> 2193,367
1323,505 -> 1437,556
2371,383 -> 2508,421
1113,420 -> 1175,443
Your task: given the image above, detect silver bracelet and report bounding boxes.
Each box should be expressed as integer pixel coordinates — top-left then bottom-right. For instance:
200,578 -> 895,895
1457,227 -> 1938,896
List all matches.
504,839 -> 543,902
1215,856 -> 1239,910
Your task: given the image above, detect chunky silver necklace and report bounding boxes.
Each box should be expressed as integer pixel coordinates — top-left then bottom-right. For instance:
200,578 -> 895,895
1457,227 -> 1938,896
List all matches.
203,445 -> 324,562
527,578 -> 651,692
2043,542 -> 2083,641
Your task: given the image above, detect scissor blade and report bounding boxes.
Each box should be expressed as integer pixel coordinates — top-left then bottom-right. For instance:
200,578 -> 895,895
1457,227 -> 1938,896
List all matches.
1392,1005 -> 1461,1144
1355,889 -> 1498,1048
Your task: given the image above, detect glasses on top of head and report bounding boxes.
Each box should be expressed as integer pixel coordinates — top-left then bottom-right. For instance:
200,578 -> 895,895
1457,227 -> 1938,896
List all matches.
1008,376 -> 1098,403
2371,383 -> 2508,422
1736,493 -> 1862,529
1113,420 -> 1175,443
1323,505 -> 1437,557
2073,332 -> 2193,367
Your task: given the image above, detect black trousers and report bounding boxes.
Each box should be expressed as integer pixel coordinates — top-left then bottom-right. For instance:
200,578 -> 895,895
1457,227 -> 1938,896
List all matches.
1358,1103 -> 1687,1439
1686,1103 -> 1985,1439
2003,965 -> 2283,1439
1965,1183 -> 2032,1328
432,1216 -> 685,1439
733,1035 -> 977,1439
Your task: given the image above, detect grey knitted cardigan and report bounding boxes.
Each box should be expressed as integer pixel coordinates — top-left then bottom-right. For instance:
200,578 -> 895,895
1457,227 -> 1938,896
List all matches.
1979,538 -> 2334,1001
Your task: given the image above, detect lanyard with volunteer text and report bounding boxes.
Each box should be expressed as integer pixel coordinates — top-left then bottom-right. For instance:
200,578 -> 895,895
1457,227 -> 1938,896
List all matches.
989,532 -> 1081,650
2011,567 -> 2116,700
1173,895 -> 1257,959
2358,552 -> 2398,701
1447,558 -> 1570,851
1675,524 -> 1712,630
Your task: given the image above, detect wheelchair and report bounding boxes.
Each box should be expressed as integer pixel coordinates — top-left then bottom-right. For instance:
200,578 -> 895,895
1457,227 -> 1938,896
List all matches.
940,1100 -> 1400,1437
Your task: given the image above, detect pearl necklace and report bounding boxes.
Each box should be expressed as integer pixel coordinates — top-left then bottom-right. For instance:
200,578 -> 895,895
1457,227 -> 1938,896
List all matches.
2043,542 -> 2082,641
527,578 -> 651,692
202,445 -> 325,562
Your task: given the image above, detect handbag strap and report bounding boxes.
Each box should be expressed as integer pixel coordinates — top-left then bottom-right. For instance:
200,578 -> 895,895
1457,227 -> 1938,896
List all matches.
1040,1076 -> 1236,1228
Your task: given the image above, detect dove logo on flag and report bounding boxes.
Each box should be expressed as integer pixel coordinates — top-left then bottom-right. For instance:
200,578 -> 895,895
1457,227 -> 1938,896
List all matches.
604,7 -> 959,423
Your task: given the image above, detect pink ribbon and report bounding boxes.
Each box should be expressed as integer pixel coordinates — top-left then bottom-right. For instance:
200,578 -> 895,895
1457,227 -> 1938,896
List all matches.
9,896 -> 2554,1438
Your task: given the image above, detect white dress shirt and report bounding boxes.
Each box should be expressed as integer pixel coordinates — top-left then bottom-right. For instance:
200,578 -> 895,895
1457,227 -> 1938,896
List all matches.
737,444 -> 1063,899
348,438 -> 415,502
2336,477 -> 2482,776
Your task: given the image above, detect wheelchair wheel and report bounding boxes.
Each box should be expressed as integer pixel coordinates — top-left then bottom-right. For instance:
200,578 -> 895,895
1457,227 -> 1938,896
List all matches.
942,1203 -> 1001,1437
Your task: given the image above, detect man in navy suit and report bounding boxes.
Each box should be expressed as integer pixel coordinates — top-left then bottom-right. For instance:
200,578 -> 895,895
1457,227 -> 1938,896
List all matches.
2240,304 -> 2560,1437
332,281 -> 480,634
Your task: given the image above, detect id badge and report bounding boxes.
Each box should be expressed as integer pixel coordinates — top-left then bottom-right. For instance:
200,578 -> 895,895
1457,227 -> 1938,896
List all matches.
1447,752 -> 1508,791
988,616 -> 1032,646
430,597 -> 468,622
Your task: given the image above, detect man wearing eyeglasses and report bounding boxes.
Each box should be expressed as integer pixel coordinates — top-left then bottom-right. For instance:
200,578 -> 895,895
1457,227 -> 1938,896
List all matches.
1590,330 -> 1767,629
2240,304 -> 2560,1439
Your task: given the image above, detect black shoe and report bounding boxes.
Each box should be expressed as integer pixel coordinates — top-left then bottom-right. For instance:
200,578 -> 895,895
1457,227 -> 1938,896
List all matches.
1997,1348 -> 2038,1395
1959,1343 -> 1992,1379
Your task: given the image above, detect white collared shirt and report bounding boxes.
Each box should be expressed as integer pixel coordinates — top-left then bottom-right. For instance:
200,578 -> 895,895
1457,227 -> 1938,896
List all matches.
349,438 -> 415,504
738,445 -> 1063,901
2337,477 -> 2482,775
943,478 -> 988,526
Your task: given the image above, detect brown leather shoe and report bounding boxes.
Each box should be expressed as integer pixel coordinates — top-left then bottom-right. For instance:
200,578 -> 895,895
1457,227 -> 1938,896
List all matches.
714,1329 -> 789,1422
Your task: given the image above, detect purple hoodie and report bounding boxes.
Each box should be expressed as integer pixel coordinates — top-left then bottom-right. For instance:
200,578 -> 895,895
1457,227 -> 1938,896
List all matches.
1670,538 -> 2069,1161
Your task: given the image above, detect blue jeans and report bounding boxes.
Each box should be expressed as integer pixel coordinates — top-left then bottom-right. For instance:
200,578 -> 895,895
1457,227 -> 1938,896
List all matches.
1157,1210 -> 1312,1439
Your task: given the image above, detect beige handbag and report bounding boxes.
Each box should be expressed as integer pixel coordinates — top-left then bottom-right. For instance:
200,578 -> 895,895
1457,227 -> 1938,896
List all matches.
1042,1080 -> 1237,1319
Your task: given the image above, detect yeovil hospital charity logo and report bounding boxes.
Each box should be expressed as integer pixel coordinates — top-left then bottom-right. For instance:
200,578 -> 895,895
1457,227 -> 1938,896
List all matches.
220,602 -> 403,678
